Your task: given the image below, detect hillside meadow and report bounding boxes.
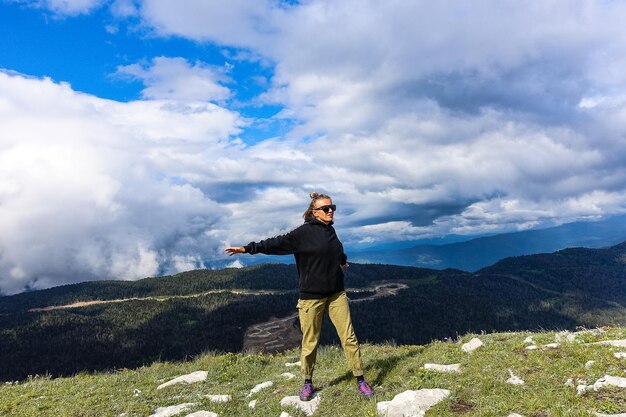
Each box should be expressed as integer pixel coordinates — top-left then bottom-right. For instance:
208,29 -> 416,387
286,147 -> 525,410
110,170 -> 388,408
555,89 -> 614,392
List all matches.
4,328 -> 626,416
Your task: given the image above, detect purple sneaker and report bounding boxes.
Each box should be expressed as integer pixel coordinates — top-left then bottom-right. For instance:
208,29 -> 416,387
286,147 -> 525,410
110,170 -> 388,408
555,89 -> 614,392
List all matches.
357,380 -> 374,399
299,382 -> 314,401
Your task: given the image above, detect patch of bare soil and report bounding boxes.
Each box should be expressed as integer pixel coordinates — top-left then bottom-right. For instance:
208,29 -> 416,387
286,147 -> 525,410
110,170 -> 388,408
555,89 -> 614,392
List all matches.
242,282 -> 408,354
582,387 -> 626,410
451,399 -> 474,413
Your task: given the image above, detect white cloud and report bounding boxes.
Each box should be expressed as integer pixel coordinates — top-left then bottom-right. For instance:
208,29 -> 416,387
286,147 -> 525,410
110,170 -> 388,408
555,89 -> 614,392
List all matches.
139,0 -> 284,47
226,259 -> 244,269
0,71 -> 243,294
135,1 -> 626,134
171,254 -> 203,273
3,67 -> 626,294
110,0 -> 138,18
445,190 -> 626,236
6,1 -> 626,291
131,1 -> 626,208
26,0 -> 105,15
116,57 -> 232,102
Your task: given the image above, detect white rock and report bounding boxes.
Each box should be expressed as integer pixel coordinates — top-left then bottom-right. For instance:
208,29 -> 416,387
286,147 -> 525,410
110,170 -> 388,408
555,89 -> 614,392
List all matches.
204,395 -> 231,403
595,413 -> 626,417
285,361 -> 301,367
148,403 -> 197,417
507,376 -> 525,385
593,375 -> 626,389
157,371 -> 208,390
133,388 -> 141,396
423,363 -> 461,373
523,337 -> 534,344
544,343 -> 560,349
279,413 -> 292,417
578,375 -> 626,395
524,345 -> 538,351
507,414 -> 524,417
555,331 -> 576,343
590,339 -> 626,348
566,378 -> 588,389
568,378 -> 587,388
248,400 -> 257,409
506,369 -> 525,385
185,412 -> 218,417
280,393 -> 321,416
585,361 -> 596,369
615,352 -> 626,359
248,381 -> 273,396
377,389 -> 450,417
462,338 -> 483,353
282,372 -> 296,380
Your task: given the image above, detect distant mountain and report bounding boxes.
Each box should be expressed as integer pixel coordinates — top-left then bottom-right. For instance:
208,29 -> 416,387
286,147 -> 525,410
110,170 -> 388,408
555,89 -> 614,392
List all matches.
349,214 -> 626,271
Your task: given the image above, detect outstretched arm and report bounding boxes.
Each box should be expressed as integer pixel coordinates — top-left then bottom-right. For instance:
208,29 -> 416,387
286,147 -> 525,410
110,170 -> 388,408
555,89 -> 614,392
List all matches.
224,246 -> 246,256
227,228 -> 300,257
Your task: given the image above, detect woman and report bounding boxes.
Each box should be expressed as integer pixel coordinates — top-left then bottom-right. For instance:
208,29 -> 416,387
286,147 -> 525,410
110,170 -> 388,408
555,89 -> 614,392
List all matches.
225,192 -> 374,401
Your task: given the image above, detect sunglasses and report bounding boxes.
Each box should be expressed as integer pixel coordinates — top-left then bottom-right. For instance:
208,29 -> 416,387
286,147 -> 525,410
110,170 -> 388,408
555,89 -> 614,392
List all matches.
313,204 -> 336,213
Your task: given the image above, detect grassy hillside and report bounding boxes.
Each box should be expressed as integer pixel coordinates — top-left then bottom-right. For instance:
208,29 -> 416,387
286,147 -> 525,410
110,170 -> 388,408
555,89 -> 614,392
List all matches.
4,328 -> 626,416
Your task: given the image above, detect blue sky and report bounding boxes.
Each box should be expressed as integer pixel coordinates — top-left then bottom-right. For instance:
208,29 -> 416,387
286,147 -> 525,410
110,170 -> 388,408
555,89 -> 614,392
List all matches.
2,0 -> 626,294
0,1 -> 283,142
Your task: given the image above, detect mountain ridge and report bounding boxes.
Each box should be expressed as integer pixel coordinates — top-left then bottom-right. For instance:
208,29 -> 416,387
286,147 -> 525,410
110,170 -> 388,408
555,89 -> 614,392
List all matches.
350,213 -> 626,271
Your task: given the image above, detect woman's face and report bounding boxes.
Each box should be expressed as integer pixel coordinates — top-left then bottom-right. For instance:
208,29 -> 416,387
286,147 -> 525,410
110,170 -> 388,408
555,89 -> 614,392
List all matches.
312,197 -> 335,224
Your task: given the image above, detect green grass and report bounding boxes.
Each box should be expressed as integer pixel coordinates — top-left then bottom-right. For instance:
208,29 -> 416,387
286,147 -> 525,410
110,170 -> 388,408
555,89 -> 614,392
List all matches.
4,328 -> 626,416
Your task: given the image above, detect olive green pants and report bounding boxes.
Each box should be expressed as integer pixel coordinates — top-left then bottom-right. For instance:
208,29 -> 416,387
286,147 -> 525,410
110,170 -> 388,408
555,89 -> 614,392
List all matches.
296,291 -> 364,379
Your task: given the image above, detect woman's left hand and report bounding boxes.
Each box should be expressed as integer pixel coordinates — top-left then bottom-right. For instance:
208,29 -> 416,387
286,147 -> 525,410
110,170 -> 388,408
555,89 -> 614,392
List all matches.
225,246 -> 245,256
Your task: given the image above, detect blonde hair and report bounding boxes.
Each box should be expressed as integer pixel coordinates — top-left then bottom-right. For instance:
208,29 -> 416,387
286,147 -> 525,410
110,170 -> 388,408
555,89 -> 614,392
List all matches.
303,192 -> 331,218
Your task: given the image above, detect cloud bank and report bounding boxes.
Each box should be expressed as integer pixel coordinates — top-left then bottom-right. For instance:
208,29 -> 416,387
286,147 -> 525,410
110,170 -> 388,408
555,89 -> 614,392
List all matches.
3,1 -> 626,293
0,70 -> 242,293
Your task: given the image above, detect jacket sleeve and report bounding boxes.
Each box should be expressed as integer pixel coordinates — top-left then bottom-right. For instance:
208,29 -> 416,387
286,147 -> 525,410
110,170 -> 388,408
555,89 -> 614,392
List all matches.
244,227 -> 301,255
340,252 -> 348,266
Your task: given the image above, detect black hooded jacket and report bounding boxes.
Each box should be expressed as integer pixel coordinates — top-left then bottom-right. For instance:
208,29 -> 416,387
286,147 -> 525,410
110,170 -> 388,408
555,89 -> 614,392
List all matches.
244,217 -> 347,299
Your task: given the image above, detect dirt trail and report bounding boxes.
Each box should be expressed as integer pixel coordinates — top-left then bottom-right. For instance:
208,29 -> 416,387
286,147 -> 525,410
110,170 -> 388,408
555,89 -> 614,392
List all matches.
242,282 -> 408,354
28,289 -> 289,312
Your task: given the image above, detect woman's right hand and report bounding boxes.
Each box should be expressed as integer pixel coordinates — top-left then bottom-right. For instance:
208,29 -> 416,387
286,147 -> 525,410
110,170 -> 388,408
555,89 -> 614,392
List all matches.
224,246 -> 246,256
